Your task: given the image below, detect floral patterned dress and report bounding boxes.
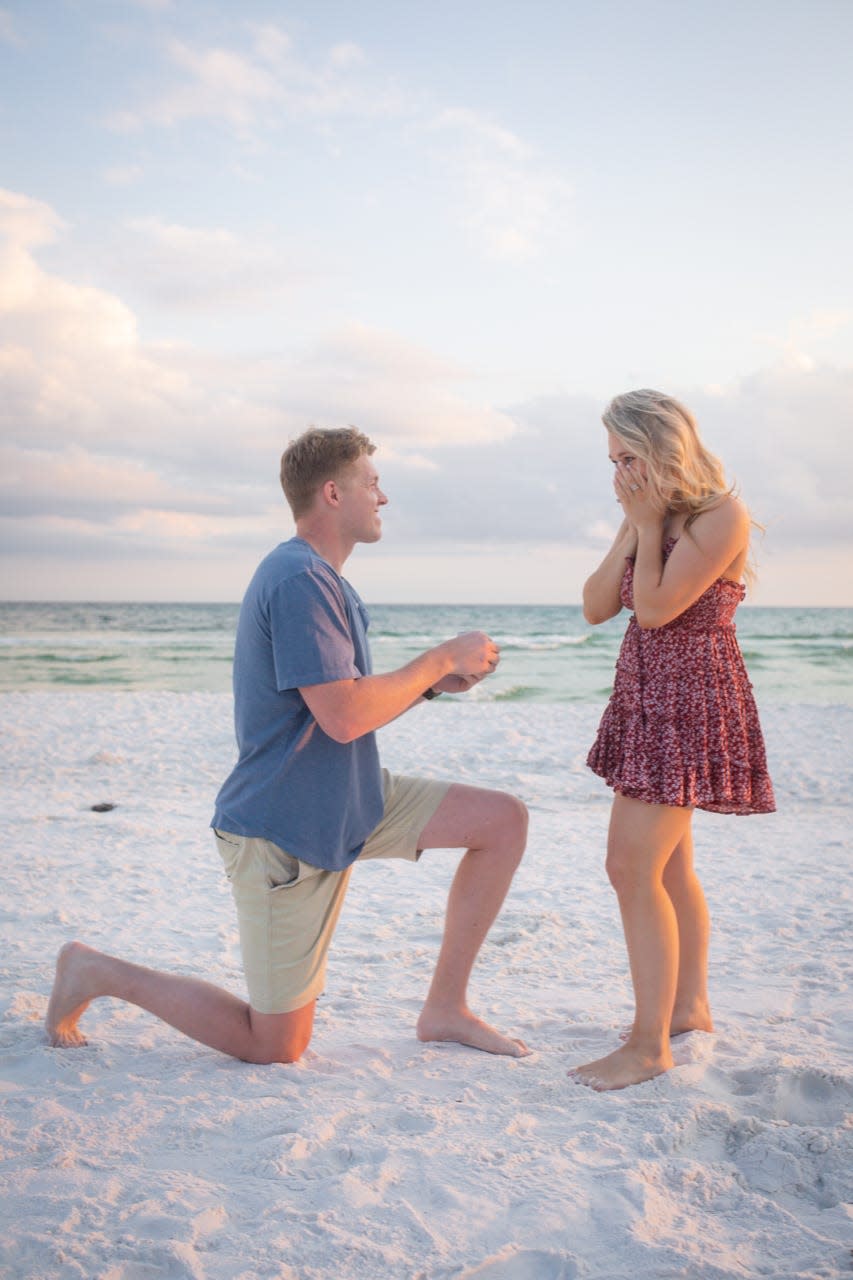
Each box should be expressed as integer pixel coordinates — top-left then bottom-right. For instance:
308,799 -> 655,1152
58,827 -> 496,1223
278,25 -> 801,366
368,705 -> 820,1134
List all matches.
587,537 -> 776,814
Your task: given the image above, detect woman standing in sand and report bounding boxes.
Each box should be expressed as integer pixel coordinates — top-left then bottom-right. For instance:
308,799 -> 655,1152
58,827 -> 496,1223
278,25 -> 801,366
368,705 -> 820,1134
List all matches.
575,389 -> 775,1092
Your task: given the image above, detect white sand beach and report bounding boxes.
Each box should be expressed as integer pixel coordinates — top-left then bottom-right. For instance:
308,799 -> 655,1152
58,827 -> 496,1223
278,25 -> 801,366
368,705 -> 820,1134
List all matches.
1,691 -> 851,1279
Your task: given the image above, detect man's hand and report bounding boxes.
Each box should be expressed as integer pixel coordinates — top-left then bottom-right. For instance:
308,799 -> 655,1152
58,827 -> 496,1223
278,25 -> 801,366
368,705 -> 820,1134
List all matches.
301,631 -> 500,742
432,673 -> 483,695
429,632 -> 499,696
438,630 -> 500,680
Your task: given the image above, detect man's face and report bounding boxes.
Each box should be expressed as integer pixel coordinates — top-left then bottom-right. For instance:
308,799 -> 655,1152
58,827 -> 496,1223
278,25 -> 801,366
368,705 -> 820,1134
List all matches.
336,453 -> 388,544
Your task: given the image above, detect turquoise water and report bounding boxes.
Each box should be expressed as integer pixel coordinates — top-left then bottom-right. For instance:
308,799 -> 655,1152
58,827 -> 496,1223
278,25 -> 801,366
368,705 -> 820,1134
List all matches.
0,601 -> 850,704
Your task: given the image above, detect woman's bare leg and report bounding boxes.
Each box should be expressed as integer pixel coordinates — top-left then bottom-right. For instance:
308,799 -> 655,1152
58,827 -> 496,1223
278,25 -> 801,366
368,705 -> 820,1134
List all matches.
45,941 -> 314,1064
571,794 -> 693,1090
662,828 -> 714,1035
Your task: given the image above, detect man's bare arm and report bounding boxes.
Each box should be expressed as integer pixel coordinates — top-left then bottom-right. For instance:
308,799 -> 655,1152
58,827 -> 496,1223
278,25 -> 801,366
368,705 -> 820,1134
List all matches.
300,631 -> 499,743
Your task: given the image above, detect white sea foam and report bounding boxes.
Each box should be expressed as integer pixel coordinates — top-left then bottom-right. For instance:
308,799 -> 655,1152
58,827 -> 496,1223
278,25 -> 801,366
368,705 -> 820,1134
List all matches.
1,692 -> 851,1279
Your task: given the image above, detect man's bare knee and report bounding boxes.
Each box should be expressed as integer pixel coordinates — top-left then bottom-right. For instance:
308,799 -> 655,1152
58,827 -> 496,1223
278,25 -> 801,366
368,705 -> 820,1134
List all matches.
246,1002 -> 314,1065
498,792 -> 529,856
246,1039 -> 307,1066
419,784 -> 527,858
467,792 -> 528,873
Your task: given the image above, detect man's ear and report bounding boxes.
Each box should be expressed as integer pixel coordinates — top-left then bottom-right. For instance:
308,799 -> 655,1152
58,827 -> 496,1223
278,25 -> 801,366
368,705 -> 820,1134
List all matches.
321,477 -> 341,507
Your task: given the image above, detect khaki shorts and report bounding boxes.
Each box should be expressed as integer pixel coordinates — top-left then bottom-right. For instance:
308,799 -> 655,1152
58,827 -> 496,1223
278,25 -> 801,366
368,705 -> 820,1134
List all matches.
213,770 -> 449,1015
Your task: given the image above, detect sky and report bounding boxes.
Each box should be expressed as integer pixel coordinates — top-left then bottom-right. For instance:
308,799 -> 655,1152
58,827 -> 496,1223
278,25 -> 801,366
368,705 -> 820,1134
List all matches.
1,0 -> 851,606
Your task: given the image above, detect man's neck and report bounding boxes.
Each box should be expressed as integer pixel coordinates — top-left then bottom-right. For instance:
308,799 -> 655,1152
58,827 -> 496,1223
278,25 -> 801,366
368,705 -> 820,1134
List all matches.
294,520 -> 352,575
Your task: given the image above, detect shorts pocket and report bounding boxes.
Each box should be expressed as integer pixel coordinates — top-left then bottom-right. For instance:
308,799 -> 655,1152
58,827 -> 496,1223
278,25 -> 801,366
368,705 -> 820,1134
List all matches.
263,843 -> 301,891
213,828 -> 244,879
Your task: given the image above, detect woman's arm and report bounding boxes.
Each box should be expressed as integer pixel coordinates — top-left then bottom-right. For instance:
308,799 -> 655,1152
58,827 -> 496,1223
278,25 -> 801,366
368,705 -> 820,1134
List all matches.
582,519 -> 638,624
628,495 -> 750,629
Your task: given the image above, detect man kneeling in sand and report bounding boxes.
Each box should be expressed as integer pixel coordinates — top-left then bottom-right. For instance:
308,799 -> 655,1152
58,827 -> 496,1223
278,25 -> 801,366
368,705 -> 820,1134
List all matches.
47,427 -> 530,1064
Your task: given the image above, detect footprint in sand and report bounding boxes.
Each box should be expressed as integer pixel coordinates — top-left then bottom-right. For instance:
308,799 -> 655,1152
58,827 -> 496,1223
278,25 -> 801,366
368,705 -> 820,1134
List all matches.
773,1066 -> 853,1126
394,1108 -> 436,1135
728,1066 -> 766,1097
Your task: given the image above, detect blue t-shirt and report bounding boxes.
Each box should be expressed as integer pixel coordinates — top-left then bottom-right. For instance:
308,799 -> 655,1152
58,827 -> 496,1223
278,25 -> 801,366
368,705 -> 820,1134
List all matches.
211,537 -> 383,871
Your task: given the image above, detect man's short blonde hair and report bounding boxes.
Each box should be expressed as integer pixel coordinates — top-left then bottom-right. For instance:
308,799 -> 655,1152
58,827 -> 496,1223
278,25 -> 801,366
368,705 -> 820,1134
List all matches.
280,426 -> 376,518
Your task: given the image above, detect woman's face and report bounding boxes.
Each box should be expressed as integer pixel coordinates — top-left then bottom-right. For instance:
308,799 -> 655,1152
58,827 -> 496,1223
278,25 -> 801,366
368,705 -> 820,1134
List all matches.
607,432 -> 648,488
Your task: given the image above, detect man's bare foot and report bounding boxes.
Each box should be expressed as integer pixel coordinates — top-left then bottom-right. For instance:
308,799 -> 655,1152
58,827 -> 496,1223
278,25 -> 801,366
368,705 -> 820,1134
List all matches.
45,941 -> 99,1047
569,1041 -> 673,1091
417,1005 -> 531,1057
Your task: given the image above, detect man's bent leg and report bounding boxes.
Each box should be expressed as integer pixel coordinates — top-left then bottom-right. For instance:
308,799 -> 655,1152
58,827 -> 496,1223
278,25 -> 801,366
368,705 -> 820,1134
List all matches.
46,941 -> 315,1064
414,784 -> 530,1057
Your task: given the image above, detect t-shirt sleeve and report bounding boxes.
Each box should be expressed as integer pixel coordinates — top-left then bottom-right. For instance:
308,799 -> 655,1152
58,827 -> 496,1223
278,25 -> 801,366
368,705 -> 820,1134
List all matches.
267,567 -> 360,692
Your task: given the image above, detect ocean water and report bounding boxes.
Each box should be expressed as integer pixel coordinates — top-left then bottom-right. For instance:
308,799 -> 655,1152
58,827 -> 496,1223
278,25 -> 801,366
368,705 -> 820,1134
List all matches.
0,601 -> 850,705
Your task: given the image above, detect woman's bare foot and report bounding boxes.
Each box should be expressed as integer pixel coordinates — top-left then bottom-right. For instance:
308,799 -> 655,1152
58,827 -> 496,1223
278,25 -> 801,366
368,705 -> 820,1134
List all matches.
619,1002 -> 714,1042
670,1000 -> 714,1037
569,1041 -> 674,1091
45,941 -> 100,1047
417,1005 -> 531,1057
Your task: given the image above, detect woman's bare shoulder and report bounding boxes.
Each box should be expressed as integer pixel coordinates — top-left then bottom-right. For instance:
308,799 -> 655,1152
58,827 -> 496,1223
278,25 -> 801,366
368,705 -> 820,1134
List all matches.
691,493 -> 750,540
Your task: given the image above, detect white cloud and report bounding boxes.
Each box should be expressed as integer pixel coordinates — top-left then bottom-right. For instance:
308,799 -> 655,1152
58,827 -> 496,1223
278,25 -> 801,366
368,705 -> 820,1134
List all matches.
282,324 -> 518,446
0,442 -> 223,522
0,195 -> 251,475
690,364 -> 853,549
0,193 -> 519,570
585,519 -> 619,543
801,309 -> 851,341
436,108 -> 527,158
122,216 -> 300,308
328,42 -> 365,71
110,38 -> 279,132
109,25 -> 397,135
0,7 -> 23,46
2,190 -> 850,604
753,308 -> 853,373
373,447 -> 439,472
372,365 -> 853,562
248,23 -> 293,65
102,164 -> 145,187
0,189 -> 65,253
430,108 -> 573,262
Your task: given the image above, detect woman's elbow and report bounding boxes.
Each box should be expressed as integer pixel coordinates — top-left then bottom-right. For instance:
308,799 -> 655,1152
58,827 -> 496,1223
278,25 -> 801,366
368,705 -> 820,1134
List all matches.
583,597 -> 620,626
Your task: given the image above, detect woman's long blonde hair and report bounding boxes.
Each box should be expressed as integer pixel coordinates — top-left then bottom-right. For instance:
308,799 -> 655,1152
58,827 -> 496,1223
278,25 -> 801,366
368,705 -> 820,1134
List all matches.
602,388 -> 732,528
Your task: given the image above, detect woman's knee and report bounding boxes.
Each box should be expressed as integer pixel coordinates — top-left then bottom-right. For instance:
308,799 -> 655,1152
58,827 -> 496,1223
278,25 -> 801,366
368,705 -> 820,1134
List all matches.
662,858 -> 687,895
605,847 -> 653,896
605,850 -> 627,893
